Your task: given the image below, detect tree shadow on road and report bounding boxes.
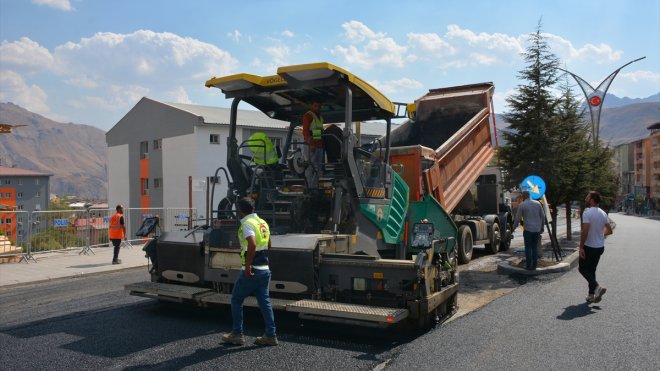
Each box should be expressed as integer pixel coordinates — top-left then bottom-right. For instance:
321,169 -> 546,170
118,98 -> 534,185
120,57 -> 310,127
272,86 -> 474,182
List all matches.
556,302 -> 601,320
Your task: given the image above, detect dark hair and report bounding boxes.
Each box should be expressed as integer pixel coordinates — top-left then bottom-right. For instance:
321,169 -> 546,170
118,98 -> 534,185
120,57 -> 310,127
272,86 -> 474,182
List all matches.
238,197 -> 255,215
587,191 -> 601,204
116,204 -> 123,212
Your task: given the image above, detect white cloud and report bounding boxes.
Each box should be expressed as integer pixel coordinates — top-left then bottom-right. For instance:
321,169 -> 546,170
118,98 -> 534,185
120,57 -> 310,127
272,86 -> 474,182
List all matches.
32,0 -> 72,11
64,76 -> 98,89
227,30 -> 242,43
0,70 -> 50,113
332,21 -> 408,69
341,20 -> 385,43
407,32 -> 455,55
544,33 -> 622,63
262,43 -> 290,72
282,30 -> 294,38
620,70 -> 660,84
441,24 -> 524,67
0,37 -> 56,72
69,84 -> 150,111
371,77 -> 423,94
167,86 -> 192,104
0,30 -> 239,117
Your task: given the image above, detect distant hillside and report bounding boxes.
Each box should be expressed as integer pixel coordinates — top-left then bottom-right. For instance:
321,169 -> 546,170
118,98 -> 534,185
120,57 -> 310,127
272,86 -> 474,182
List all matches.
0,103 -> 107,199
496,97 -> 660,147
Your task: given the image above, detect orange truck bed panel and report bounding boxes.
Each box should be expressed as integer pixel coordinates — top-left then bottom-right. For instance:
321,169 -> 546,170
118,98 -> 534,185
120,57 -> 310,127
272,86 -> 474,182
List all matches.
388,83 -> 496,213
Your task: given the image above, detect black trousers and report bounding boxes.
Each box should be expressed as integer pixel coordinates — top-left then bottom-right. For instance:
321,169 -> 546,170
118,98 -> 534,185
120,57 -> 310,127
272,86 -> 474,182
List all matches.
578,245 -> 604,294
111,239 -> 122,261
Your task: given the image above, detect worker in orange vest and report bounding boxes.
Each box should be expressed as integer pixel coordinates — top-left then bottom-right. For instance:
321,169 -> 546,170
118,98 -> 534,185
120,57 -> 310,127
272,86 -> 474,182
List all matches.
109,204 -> 126,264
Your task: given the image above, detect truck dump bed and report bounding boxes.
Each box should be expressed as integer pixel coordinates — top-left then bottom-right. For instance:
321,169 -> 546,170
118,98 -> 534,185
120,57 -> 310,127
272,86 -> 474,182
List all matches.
388,83 -> 496,213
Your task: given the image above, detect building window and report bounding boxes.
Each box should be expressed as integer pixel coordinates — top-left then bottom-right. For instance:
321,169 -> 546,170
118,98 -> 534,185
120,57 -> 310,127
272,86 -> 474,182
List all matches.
3,179 -> 10,185
17,192 -> 22,199
17,205 -> 23,210
18,229 -> 23,237
0,193 -> 3,198
17,179 -> 22,185
210,134 -> 220,144
18,216 -> 23,223
141,178 -> 149,195
153,139 -> 162,150
6,231 -> 11,238
5,218 -> 11,224
5,193 -> 9,198
35,203 -> 41,210
140,141 -> 149,159
154,178 -> 162,189
35,178 -> 39,185
36,191 -> 40,198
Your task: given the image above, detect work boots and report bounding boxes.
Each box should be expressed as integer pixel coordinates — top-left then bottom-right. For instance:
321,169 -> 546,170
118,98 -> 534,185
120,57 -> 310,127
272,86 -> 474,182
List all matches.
221,332 -> 246,345
255,335 -> 279,346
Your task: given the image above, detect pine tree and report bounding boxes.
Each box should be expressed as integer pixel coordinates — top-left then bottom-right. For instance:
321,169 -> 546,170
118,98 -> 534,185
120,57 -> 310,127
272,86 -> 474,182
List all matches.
499,21 -> 561,191
551,77 -> 591,239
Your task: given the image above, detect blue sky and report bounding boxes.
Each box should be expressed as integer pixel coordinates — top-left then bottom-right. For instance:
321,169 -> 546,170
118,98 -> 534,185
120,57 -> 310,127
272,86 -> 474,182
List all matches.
1,0 -> 658,131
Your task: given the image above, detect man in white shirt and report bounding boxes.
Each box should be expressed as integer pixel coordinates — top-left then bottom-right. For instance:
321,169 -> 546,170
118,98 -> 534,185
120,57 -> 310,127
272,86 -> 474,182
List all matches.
579,191 -> 613,304
512,190 -> 546,270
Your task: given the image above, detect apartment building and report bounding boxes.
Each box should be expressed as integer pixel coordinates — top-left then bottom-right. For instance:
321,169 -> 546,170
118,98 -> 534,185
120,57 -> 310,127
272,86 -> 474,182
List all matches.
0,166 -> 52,242
613,122 -> 660,213
106,97 -> 389,221
649,122 -> 660,209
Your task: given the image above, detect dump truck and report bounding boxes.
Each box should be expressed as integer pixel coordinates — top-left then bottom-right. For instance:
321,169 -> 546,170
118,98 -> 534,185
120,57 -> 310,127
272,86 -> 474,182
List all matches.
387,87 -> 513,263
126,62 -> 500,329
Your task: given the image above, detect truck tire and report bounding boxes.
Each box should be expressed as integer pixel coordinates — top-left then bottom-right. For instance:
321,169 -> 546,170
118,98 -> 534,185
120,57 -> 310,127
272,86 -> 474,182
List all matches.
485,223 -> 501,254
500,221 -> 513,251
457,225 -> 473,264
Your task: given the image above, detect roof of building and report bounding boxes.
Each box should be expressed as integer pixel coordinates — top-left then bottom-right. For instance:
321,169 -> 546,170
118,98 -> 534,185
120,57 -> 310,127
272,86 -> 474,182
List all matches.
163,101 -> 398,136
0,166 -> 53,177
164,102 -> 290,129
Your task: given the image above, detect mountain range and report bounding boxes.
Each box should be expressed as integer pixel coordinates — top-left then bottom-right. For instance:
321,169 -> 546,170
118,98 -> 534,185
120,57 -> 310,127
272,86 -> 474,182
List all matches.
0,93 -> 659,200
0,102 -> 107,200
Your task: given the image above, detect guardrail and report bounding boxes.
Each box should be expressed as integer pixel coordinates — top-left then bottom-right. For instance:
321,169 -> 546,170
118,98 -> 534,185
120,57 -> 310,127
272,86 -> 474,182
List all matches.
0,208 -> 198,263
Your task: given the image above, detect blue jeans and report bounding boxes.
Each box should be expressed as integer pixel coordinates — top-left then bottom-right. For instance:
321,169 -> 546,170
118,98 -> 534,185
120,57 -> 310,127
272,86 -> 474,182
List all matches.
231,269 -> 276,337
523,230 -> 540,269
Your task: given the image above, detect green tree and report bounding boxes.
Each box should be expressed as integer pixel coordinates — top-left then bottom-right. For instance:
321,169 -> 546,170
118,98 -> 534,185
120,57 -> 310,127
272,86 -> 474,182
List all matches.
499,21 -> 561,195
551,77 -> 591,239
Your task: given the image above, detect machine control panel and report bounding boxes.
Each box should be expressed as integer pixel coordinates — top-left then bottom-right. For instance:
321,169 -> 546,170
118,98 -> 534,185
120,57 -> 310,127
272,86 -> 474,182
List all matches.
411,222 -> 434,249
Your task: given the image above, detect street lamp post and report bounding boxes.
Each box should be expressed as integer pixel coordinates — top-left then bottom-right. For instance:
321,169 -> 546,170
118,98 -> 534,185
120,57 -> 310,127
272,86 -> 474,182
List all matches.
557,57 -> 646,146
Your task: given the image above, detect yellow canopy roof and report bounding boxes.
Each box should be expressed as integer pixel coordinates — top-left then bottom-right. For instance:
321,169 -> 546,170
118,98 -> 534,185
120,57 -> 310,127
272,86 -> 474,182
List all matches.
205,62 -> 396,123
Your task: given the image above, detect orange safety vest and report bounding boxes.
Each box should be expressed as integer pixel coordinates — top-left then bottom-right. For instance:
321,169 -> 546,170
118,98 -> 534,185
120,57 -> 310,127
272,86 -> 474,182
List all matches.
109,213 -> 125,239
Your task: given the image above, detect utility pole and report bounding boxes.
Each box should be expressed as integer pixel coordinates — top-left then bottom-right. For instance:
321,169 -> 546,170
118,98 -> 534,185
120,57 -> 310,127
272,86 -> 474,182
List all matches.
557,57 -> 646,146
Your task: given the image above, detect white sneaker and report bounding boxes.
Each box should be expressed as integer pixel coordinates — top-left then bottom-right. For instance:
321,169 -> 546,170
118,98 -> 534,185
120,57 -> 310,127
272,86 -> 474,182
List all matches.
594,286 -> 607,303
585,294 -> 595,303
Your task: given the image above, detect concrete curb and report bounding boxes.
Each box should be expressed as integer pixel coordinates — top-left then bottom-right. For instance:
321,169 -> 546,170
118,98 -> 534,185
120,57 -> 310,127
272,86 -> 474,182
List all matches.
497,249 -> 580,276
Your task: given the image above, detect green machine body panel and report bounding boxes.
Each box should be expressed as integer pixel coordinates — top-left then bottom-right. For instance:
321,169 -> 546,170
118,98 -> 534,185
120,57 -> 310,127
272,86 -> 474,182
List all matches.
359,171 -> 409,244
407,195 -> 457,254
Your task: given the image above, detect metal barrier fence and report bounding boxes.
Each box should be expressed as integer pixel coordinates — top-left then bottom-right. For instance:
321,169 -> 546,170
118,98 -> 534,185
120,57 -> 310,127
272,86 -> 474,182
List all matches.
1,207 -> 198,263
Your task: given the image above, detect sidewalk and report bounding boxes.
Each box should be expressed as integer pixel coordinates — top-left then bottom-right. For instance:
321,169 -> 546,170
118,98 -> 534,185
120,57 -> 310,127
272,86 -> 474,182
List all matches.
0,243 -> 149,288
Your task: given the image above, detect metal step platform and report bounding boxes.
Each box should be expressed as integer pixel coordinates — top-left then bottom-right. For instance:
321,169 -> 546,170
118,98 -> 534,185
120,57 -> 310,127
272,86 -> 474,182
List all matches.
126,281 -> 409,324
201,293 -> 295,311
286,299 -> 409,324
